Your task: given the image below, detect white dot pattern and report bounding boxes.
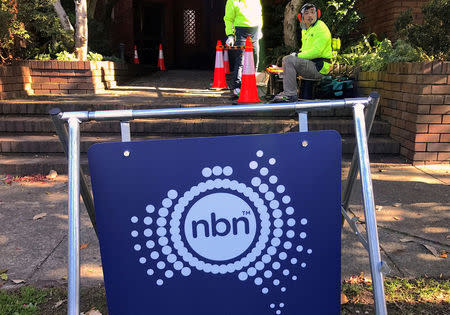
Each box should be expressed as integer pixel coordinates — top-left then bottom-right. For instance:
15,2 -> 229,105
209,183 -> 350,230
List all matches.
128,152 -> 310,314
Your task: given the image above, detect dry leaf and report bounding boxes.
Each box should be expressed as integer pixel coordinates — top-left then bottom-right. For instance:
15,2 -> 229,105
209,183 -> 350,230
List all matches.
422,244 -> 439,257
33,213 -> 47,220
393,203 -> 401,207
46,170 -> 58,180
440,250 -> 447,258
393,216 -> 401,220
53,299 -> 66,309
0,268 -> 7,274
341,293 -> 349,304
363,277 -> 372,285
11,279 -> 25,284
0,273 -> 8,281
85,309 -> 102,315
80,243 -> 89,250
376,205 -> 383,211
400,237 -> 414,243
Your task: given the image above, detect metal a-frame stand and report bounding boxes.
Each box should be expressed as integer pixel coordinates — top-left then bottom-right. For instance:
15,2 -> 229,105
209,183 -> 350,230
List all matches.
51,92 -> 388,315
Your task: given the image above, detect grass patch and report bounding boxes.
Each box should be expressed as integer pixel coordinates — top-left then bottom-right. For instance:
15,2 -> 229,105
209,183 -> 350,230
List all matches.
0,286 -> 47,315
342,276 -> 450,314
0,277 -> 448,314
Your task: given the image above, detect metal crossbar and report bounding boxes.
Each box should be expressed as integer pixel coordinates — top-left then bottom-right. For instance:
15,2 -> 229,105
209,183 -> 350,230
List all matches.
51,92 -> 387,315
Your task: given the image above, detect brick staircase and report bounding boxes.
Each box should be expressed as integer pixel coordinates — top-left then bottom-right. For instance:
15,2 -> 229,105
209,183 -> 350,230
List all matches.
0,71 -> 401,175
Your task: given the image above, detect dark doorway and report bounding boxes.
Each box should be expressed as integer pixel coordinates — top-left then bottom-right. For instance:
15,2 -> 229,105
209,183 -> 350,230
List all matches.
132,0 -> 226,69
134,2 -> 164,65
174,0 -> 208,69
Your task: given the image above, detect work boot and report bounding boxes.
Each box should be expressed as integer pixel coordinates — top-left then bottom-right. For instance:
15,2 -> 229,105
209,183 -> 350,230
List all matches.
271,91 -> 298,103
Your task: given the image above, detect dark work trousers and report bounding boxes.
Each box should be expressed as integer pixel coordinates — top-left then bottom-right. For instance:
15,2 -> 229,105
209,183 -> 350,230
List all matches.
231,26 -> 259,90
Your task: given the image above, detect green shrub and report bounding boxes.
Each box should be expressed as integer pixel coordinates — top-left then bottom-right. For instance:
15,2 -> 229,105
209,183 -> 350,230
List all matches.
103,55 -> 122,62
395,0 -> 449,60
55,51 -> 76,61
1,0 -> 74,62
34,53 -> 51,60
336,35 -> 427,71
0,0 -> 30,63
314,0 -> 361,49
87,51 -> 103,61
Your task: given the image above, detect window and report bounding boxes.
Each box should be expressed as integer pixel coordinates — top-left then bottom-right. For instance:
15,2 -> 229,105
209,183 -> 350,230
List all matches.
183,9 -> 197,45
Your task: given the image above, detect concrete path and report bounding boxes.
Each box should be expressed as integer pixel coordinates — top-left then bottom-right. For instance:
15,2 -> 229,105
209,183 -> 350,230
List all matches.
0,164 -> 448,289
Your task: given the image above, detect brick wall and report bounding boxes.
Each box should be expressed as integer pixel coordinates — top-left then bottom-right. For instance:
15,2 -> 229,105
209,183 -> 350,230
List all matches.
0,65 -> 32,99
357,0 -> 427,39
357,61 -> 450,164
0,60 -> 139,100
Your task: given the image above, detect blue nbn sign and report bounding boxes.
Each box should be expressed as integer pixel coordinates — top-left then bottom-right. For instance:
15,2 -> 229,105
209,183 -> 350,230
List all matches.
88,131 -> 342,315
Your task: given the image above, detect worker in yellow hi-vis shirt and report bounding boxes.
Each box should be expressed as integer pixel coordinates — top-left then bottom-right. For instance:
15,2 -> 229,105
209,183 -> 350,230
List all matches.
224,0 -> 263,99
272,3 -> 332,103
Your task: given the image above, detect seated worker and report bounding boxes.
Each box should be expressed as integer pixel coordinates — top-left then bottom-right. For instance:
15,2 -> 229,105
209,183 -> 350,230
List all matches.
272,3 -> 332,102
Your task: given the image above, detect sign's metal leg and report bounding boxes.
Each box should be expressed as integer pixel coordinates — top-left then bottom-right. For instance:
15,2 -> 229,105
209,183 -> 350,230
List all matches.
68,117 -> 81,315
353,103 -> 387,315
342,92 -> 380,211
340,206 -> 369,251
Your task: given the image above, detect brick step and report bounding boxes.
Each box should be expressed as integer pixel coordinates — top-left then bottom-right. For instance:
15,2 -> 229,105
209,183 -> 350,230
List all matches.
0,151 -> 407,176
0,116 -> 391,136
0,133 -> 400,155
0,99 -> 355,117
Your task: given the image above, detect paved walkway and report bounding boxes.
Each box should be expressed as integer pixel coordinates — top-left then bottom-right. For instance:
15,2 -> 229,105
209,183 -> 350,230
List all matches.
0,71 -> 449,289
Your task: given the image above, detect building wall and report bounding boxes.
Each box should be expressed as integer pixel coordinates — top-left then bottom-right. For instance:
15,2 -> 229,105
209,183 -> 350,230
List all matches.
357,0 -> 427,39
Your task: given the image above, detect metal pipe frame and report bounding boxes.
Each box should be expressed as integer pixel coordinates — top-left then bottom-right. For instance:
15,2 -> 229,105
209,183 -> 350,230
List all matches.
58,98 -> 371,122
59,94 -> 386,314
67,118 -> 81,315
50,108 -> 97,235
353,103 -> 387,315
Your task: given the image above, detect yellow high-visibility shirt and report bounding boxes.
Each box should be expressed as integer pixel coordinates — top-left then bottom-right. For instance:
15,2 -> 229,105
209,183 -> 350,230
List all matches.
224,0 -> 263,36
297,20 -> 333,74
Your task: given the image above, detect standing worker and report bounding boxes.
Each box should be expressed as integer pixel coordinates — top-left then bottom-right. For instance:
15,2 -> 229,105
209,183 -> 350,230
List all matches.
272,3 -> 332,102
224,0 -> 263,99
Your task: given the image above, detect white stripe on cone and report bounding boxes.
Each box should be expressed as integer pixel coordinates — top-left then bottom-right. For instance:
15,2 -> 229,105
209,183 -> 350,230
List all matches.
242,50 -> 255,75
215,51 -> 224,68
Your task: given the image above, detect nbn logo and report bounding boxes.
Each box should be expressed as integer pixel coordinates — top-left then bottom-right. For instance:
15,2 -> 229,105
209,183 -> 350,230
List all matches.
191,212 -> 250,238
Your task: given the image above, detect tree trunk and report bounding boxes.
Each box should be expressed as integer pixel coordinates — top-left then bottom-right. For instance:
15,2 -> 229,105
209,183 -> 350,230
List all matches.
53,0 -> 74,31
284,0 -> 304,49
74,0 -> 88,60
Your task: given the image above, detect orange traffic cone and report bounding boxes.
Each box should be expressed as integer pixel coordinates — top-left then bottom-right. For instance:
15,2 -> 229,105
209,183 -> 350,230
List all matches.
157,44 -> 166,71
133,45 -> 139,64
238,37 -> 260,103
211,40 -> 228,89
223,49 -> 230,75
